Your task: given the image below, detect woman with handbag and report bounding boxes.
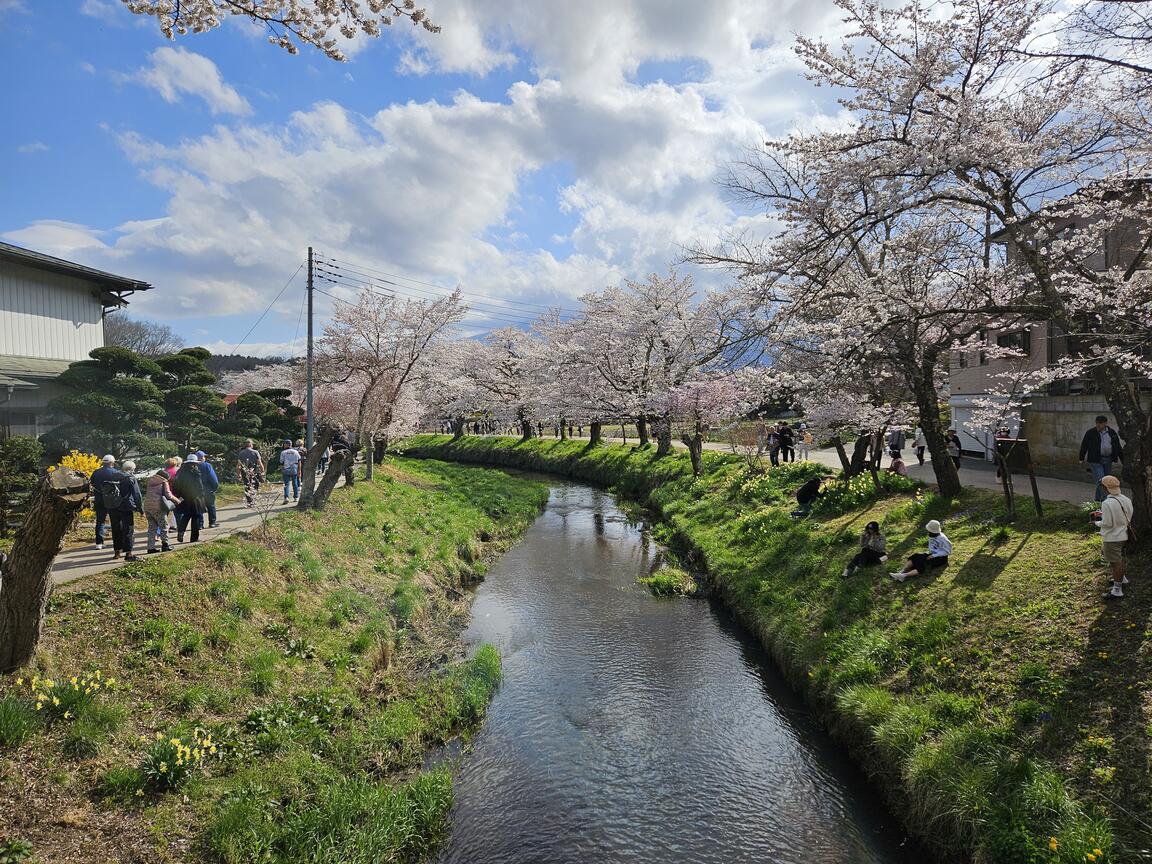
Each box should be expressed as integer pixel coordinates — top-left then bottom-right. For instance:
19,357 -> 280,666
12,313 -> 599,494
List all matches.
144,468 -> 181,553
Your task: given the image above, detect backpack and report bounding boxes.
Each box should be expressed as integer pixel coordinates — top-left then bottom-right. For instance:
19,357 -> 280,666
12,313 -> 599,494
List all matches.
101,479 -> 124,510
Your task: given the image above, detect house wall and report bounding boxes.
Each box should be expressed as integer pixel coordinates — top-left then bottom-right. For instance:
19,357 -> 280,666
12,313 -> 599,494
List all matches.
0,380 -> 69,438
947,322 -> 1051,396
1022,394 -> 1149,466
0,260 -> 105,361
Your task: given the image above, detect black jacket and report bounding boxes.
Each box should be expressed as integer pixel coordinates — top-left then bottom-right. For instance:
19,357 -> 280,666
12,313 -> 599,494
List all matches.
173,463 -> 208,511
796,477 -> 825,504
1079,427 -> 1123,463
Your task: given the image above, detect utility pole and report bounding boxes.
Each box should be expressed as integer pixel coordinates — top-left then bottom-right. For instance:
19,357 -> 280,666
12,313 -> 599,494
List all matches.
305,246 -> 314,451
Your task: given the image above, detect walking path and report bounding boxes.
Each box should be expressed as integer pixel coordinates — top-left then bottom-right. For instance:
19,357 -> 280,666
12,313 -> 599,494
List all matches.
52,488 -> 300,588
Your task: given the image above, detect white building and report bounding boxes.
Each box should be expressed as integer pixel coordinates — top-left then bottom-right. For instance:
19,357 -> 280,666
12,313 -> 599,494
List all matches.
0,242 -> 151,439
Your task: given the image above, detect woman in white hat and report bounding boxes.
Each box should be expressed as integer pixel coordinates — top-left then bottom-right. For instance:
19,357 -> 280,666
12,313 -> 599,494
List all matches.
890,519 -> 952,582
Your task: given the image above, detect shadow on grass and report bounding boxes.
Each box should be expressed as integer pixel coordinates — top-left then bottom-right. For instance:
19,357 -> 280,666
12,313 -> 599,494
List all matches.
952,535 -> 1031,588
1048,550 -> 1152,855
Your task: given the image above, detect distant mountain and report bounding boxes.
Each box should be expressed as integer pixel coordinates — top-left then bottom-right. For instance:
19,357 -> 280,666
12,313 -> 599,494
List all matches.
204,354 -> 288,376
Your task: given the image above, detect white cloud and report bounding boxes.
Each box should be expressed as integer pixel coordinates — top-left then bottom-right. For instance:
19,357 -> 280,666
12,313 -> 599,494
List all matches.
6,0 -> 844,342
2,220 -> 110,257
136,47 -> 252,115
79,0 -> 123,24
16,141 -> 48,154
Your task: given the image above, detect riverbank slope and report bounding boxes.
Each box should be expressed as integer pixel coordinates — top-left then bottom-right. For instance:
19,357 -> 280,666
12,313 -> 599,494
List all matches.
399,434 -> 1150,864
0,459 -> 548,863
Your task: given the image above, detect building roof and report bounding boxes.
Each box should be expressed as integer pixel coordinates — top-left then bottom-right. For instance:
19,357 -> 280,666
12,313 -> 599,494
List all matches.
0,241 -> 152,307
0,355 -> 73,390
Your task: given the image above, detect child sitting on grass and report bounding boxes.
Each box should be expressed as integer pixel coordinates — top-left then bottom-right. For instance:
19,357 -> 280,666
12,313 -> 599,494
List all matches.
843,521 -> 888,577
890,519 -> 951,582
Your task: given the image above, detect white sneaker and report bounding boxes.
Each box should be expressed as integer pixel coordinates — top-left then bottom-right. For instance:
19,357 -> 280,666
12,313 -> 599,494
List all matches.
889,571 -> 907,582
842,567 -> 851,578
1122,575 -> 1130,585
95,543 -> 104,550
879,555 -> 889,563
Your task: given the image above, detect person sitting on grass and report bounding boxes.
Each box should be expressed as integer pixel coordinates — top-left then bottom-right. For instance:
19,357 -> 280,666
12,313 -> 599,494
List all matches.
887,454 -> 908,477
791,475 -> 830,517
843,521 -> 888,577
890,519 -> 952,582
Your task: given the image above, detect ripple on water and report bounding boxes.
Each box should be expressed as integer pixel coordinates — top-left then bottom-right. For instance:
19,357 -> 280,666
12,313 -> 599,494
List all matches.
438,484 -> 920,864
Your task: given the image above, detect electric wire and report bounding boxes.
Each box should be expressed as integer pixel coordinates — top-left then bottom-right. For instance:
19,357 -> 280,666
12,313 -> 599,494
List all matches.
314,253 -> 582,315
231,261 -> 304,355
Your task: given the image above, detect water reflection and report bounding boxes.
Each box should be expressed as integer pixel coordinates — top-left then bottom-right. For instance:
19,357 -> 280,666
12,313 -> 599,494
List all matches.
437,484 -> 920,864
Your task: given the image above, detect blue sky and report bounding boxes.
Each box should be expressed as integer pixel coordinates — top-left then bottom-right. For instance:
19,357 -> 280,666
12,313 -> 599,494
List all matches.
0,0 -> 839,356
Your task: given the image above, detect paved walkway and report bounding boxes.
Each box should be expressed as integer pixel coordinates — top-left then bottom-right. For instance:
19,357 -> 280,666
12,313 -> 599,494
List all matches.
52,488 -> 301,588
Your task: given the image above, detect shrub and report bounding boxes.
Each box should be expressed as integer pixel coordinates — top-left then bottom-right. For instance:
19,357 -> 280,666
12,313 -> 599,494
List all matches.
0,839 -> 35,864
23,670 -> 116,722
141,728 -> 217,791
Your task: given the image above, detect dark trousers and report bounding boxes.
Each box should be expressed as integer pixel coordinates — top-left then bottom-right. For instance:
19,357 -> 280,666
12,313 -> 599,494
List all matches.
175,502 -> 203,542
908,553 -> 948,573
847,548 -> 885,572
781,445 -> 795,463
206,492 -> 217,526
108,509 -> 136,554
916,446 -> 925,464
94,501 -> 108,544
769,447 -> 780,467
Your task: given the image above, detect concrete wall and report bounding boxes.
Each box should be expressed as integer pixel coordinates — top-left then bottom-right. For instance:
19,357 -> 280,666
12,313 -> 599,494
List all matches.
1022,395 -> 1123,466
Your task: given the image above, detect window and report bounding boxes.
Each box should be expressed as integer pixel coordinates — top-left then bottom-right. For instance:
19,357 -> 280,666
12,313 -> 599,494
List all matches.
978,329 -> 988,366
996,329 -> 1032,355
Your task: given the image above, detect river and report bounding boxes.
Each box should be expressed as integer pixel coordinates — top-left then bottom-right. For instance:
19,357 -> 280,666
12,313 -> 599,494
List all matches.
437,481 -> 920,864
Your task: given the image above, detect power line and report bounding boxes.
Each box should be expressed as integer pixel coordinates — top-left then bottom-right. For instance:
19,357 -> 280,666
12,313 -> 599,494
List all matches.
315,253 -> 582,315
311,285 -> 535,333
314,271 -> 542,326
231,262 -> 304,354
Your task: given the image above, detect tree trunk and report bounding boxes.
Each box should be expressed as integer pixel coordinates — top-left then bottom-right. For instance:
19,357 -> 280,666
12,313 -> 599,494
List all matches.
636,415 -> 650,447
559,417 -> 567,441
297,426 -> 336,511
588,421 -> 603,447
0,468 -> 89,672
373,439 -> 387,465
312,450 -> 351,511
912,383 -> 961,498
1093,363 -> 1151,547
995,451 -> 1016,521
655,415 -> 673,458
830,435 -> 851,474
519,418 -> 534,441
682,430 -> 704,476
450,416 -> 466,442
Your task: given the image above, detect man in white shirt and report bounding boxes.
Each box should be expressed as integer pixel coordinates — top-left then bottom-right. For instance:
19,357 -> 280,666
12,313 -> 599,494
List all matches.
279,439 -> 303,503
1094,475 -> 1133,600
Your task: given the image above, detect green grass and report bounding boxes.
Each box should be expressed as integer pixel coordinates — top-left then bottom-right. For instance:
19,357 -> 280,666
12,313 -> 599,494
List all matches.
639,566 -> 695,596
0,457 -> 547,862
399,433 -> 1149,864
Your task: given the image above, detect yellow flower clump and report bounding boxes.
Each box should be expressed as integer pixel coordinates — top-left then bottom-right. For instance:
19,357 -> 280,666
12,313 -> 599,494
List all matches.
53,450 -> 102,477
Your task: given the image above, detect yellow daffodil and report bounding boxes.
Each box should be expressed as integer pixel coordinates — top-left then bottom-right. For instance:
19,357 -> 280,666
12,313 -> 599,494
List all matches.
1049,837 -> 1058,852
135,788 -> 144,797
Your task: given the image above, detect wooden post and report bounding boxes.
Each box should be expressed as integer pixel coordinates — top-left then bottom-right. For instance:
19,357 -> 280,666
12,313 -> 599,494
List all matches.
1027,462 -> 1044,517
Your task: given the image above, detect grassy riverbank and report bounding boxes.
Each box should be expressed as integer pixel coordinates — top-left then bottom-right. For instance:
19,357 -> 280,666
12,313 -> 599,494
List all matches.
399,434 -> 1151,864
0,459 -> 548,863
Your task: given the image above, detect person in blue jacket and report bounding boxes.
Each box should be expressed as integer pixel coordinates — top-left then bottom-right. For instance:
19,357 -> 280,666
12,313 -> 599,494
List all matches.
89,454 -> 121,550
195,450 -> 221,527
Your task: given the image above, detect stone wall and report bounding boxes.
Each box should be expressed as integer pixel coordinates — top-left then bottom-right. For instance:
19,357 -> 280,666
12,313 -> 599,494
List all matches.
1024,395 -> 1120,466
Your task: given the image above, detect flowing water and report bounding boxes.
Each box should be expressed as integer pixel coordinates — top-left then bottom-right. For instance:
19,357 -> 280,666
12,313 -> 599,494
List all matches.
437,482 -> 921,864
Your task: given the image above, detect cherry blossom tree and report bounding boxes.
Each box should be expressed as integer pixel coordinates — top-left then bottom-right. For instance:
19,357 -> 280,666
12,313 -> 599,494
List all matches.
662,372 -> 760,475
457,327 -> 545,441
124,0 -> 439,61
317,287 -> 466,479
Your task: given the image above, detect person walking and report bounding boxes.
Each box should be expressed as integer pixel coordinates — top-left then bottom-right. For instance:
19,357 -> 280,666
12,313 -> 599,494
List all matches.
143,468 -> 179,553
195,450 -> 220,528
1079,415 -> 1124,503
843,522 -> 888,577
172,454 -> 208,543
237,439 -> 265,505
766,425 -> 782,467
107,460 -> 143,561
89,454 -> 120,550
279,439 -> 302,503
778,422 -> 796,463
886,426 -> 905,458
1094,475 -> 1133,601
945,429 -> 962,471
912,427 -> 926,465
797,428 -> 813,461
890,520 -> 952,582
